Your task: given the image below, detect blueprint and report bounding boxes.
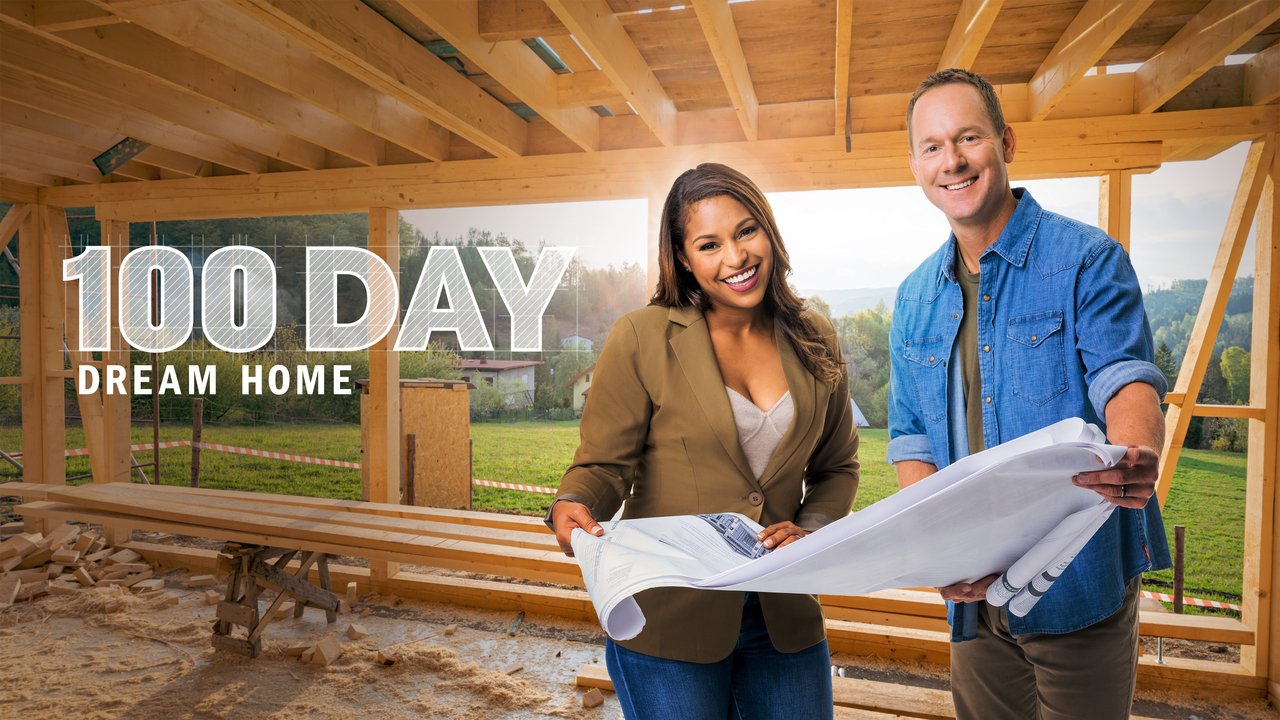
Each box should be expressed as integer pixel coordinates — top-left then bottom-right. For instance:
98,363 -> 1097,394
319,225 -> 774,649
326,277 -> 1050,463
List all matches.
570,417 -> 1122,641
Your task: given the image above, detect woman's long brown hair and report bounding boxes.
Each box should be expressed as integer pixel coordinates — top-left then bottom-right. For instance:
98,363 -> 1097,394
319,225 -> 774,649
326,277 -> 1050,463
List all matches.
651,162 -> 842,384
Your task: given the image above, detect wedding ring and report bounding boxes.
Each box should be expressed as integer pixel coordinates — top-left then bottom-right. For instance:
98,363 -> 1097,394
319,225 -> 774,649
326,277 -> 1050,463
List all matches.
1119,485 -> 1128,498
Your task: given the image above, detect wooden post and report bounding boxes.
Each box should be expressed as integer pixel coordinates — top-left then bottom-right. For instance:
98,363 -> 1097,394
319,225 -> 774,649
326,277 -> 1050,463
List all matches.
405,433 -> 416,506
366,207 -> 401,586
1098,170 -> 1132,251
191,397 -> 203,487
1158,137 -> 1275,508
1172,525 -> 1184,614
1242,148 -> 1280,699
56,209 -> 109,484
19,204 -> 66,486
647,190 -> 665,298
100,219 -> 132,485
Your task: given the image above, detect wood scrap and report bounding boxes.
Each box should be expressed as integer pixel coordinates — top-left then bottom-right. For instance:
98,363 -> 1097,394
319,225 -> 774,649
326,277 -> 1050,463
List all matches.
375,649 -> 396,666
204,589 -> 222,605
133,578 -> 165,592
106,548 -> 141,565
14,548 -> 52,570
121,570 -> 156,588
503,662 -> 523,675
346,623 -> 368,639
187,574 -> 217,587
15,580 -> 48,601
310,634 -> 341,666
582,688 -> 604,708
0,576 -> 18,608
50,548 -> 79,564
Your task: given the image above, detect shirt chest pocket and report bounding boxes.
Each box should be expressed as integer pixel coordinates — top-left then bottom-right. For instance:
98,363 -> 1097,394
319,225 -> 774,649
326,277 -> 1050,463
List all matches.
1005,311 -> 1067,405
902,335 -> 948,423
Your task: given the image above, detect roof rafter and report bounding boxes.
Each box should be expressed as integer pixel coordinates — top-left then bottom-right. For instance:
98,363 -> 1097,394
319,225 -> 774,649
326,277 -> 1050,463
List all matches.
1245,41 -> 1280,105
0,64 -> 269,174
1134,0 -> 1280,114
937,0 -> 1005,71
691,0 -> 758,141
1028,0 -> 1153,121
477,0 -> 565,41
91,0 -> 449,162
543,0 -> 678,147
0,100 -> 206,177
834,0 -> 852,133
0,26 -> 326,170
229,0 -> 528,158
0,123 -> 161,181
396,0 -> 600,152
51,22 -> 386,166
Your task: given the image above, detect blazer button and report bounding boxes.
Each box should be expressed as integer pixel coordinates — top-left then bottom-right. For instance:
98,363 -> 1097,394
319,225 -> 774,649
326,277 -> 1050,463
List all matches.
748,491 -> 763,506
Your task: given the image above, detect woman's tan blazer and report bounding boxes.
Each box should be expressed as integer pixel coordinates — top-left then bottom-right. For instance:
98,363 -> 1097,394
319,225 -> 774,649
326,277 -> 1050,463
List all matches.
558,303 -> 859,663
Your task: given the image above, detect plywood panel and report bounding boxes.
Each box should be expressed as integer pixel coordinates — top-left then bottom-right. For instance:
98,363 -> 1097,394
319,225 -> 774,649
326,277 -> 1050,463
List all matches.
402,384 -> 473,510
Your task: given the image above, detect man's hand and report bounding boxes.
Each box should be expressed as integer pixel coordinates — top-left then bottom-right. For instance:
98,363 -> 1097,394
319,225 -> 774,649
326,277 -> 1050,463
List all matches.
550,500 -> 603,557
937,574 -> 998,603
756,521 -> 809,550
1072,445 -> 1158,509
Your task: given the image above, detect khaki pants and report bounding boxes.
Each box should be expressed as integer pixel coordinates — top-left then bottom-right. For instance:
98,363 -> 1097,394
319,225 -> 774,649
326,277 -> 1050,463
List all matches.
950,579 -> 1141,720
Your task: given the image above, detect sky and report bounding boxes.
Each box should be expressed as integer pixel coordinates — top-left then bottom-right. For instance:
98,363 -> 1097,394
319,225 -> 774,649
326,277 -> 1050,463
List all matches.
403,142 -> 1255,295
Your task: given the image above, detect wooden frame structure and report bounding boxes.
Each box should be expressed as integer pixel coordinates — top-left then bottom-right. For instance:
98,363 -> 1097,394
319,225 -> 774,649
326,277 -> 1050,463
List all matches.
1,0 -> 1279,704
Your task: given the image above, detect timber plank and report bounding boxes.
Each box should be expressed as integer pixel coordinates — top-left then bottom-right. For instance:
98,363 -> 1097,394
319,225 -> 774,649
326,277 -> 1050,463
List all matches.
18,501 -> 582,587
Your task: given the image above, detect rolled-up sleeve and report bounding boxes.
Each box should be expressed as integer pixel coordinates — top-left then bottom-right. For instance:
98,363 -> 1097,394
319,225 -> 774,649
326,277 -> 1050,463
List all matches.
886,301 -> 936,466
1076,240 -> 1168,419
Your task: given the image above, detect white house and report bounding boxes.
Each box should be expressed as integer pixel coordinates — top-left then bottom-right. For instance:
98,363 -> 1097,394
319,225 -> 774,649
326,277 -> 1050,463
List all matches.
566,363 -> 595,417
459,359 -> 542,407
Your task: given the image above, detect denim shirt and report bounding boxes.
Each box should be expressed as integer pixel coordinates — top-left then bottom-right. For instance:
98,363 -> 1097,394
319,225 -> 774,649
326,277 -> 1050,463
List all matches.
886,188 -> 1172,639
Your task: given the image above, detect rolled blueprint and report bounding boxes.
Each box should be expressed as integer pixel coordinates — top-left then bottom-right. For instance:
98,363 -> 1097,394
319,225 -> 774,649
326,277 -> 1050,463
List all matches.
986,502 -> 1115,615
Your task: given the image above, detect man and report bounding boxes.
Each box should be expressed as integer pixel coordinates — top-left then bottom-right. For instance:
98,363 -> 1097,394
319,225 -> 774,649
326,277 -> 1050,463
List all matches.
886,68 -> 1171,720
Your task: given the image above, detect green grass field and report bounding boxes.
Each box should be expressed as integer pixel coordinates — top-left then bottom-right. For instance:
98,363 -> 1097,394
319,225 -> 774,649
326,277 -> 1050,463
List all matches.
0,422 -> 1246,608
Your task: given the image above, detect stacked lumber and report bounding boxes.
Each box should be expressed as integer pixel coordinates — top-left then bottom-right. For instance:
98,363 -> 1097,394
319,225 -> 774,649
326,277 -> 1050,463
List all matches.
0,522 -> 169,607
5,482 -> 578,586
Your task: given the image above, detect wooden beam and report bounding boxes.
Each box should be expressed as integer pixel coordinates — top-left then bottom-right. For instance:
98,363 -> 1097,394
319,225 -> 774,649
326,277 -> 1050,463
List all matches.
0,203 -> 30,252
477,0 -> 565,41
557,70 -> 623,108
1134,0 -> 1280,114
543,0 -> 678,147
0,65 -> 269,173
1245,41 -> 1280,106
937,0 -> 1004,71
0,124 -> 161,181
52,208 -> 108,484
101,219 -> 132,484
0,166 -> 61,189
50,23 -> 386,166
231,0 -> 527,158
31,0 -> 123,31
1098,169 -> 1133,251
1242,150 -> 1280,693
0,101 -> 205,178
1158,136 -> 1276,508
366,207 -> 401,585
0,145 -> 107,185
691,0 -> 758,141
0,27 -> 326,170
97,0 -> 448,162
1028,0 -> 1152,120
833,0 -> 853,133
0,178 -> 40,203
397,0 -> 599,152
18,205 -> 66,484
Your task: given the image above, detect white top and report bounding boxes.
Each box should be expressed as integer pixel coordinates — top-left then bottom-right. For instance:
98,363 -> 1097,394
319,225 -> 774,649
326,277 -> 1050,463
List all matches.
726,387 -> 794,479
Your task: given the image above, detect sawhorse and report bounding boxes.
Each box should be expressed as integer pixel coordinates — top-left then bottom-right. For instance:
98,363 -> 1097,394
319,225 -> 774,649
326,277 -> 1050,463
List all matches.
212,543 -> 341,657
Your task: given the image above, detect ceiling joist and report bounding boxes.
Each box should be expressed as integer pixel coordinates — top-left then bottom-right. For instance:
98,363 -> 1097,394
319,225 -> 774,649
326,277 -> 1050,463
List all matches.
1028,0 -> 1153,120
938,0 -> 1005,71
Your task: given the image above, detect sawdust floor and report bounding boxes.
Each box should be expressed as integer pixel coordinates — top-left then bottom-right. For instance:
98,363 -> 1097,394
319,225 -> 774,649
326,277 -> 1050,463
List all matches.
0,570 -> 1272,720
0,578 -> 618,719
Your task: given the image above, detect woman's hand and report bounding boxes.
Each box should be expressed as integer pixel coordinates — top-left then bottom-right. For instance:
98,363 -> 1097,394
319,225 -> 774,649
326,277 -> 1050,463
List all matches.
756,521 -> 809,550
550,500 -> 603,557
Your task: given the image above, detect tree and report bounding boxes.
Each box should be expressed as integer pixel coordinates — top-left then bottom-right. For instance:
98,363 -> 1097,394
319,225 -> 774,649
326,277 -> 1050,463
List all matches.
1220,346 -> 1250,405
1154,341 -> 1177,390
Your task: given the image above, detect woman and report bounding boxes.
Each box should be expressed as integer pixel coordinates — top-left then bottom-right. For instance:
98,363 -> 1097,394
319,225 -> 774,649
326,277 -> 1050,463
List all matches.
550,163 -> 859,719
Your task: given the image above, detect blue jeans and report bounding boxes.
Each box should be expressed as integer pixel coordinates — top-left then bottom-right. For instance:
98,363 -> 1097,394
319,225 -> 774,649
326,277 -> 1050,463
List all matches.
605,593 -> 834,719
